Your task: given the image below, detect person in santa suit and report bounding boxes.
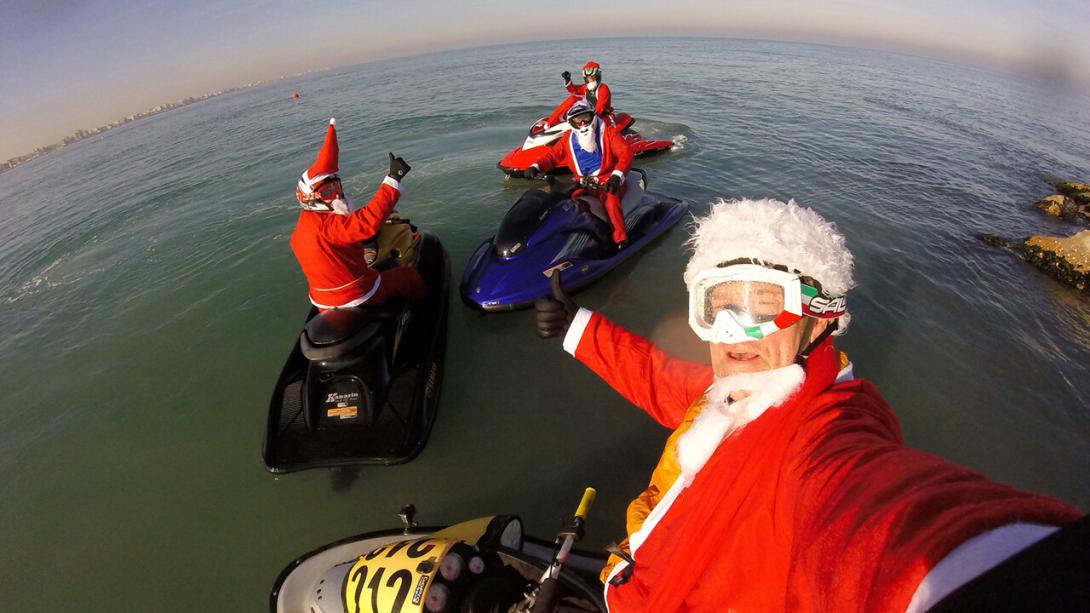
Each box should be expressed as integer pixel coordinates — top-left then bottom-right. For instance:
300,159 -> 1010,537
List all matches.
534,198 -> 1085,612
546,60 -> 613,127
525,101 -> 634,248
291,118 -> 425,310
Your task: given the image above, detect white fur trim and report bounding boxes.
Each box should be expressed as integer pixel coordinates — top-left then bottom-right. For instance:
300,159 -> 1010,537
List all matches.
563,308 -> 593,355
611,169 -> 625,180
329,117 -> 336,126
684,198 -> 855,298
676,364 -> 805,483
382,175 -> 402,192
906,523 -> 1058,612
310,276 -> 381,309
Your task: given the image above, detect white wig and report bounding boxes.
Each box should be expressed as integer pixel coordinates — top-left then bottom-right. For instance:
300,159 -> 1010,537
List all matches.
685,198 -> 855,328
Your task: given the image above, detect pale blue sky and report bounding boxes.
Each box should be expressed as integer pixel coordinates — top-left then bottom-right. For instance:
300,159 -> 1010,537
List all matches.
2,0 -> 1088,159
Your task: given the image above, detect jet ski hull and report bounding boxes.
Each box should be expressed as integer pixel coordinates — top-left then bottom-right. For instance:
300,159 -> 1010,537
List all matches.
498,113 -> 673,176
461,172 -> 687,311
263,232 -> 451,472
271,520 -> 606,613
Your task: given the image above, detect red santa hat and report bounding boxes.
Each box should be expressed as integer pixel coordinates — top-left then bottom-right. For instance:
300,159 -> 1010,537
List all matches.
298,118 -> 339,194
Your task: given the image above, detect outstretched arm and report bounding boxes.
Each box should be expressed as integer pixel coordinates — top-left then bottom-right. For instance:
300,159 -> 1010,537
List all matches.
529,138 -> 569,174
563,309 -> 713,428
322,178 -> 401,244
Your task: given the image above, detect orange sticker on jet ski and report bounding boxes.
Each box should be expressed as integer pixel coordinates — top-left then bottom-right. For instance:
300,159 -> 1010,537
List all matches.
327,406 -> 358,419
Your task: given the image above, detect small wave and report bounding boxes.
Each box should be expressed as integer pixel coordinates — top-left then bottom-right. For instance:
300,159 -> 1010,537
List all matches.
670,134 -> 688,151
4,263 -> 104,304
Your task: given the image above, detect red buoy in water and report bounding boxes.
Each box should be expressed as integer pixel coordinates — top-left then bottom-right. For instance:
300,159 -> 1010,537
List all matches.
293,91 -> 300,99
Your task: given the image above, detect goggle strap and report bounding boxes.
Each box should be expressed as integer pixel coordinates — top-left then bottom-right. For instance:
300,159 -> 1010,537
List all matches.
794,319 -> 838,366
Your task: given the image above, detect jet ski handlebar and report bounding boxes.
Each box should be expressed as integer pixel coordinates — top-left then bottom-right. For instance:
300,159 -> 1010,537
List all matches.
517,487 -> 597,613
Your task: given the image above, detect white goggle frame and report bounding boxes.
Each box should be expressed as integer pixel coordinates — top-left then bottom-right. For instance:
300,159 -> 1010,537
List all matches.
688,264 -> 806,344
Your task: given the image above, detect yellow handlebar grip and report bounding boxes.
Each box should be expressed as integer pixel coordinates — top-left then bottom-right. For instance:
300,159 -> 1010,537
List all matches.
575,487 -> 597,520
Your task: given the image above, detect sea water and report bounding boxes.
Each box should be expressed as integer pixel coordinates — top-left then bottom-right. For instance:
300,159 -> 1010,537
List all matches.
1,38 -> 1089,610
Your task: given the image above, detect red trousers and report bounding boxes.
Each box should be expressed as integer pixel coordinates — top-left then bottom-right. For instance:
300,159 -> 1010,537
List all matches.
575,185 -> 628,244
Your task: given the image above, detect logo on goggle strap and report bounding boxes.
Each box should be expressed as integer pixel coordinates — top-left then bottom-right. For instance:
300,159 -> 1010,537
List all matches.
807,295 -> 846,315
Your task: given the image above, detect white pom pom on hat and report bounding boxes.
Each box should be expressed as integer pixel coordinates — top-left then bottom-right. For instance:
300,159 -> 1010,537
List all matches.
684,198 -> 855,297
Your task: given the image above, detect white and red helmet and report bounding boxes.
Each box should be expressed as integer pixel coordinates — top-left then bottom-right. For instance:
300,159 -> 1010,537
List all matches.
582,61 -> 601,81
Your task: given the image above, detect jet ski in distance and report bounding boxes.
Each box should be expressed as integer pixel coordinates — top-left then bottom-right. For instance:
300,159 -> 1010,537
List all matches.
461,169 -> 687,312
498,113 -> 672,177
263,218 -> 451,473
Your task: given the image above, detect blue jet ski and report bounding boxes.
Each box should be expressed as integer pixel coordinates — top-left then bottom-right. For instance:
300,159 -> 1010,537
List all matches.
461,169 -> 686,311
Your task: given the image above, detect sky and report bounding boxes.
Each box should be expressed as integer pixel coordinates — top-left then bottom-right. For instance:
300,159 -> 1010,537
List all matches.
2,0 -> 1089,160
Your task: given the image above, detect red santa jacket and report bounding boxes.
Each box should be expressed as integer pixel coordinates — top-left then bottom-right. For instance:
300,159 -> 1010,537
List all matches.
530,121 -> 633,182
566,81 -> 613,117
290,178 -> 400,308
565,310 -> 1081,613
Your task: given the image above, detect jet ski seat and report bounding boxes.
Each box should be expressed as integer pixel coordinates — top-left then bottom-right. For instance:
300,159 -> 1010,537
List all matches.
300,304 -> 401,362
580,169 -> 648,223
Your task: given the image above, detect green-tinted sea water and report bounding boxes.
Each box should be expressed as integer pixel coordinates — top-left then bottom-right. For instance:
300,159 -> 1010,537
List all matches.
2,38 -> 1089,610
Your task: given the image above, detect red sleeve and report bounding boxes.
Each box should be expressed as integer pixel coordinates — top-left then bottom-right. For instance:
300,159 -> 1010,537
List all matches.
531,137 -> 568,173
566,82 -> 585,95
321,181 -> 400,245
595,84 -> 612,116
605,126 -> 634,175
785,380 -> 1083,611
573,312 -> 713,428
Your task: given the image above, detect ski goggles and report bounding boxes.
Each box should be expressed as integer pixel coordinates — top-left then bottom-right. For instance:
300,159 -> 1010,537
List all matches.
568,113 -> 595,128
297,177 -> 344,204
688,264 -> 846,344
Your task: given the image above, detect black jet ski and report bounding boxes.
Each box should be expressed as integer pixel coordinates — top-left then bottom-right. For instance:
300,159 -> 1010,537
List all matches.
271,490 -> 606,613
264,219 -> 451,473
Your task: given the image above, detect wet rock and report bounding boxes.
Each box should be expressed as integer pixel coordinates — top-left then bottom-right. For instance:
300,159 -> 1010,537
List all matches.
1023,230 -> 1090,292
980,230 -> 1090,293
1034,194 -> 1076,219
1055,181 -> 1090,206
980,233 -> 1012,248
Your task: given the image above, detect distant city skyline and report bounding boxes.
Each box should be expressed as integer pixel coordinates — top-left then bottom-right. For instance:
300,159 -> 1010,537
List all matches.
2,0 -> 1088,160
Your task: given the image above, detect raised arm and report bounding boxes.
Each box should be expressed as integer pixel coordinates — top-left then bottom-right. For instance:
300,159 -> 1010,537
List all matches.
564,309 -> 713,428
321,178 -> 401,245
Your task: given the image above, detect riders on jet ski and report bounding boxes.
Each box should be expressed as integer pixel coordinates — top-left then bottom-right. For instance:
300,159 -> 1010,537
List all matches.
546,60 -> 614,127
290,118 -> 425,310
525,102 -> 634,248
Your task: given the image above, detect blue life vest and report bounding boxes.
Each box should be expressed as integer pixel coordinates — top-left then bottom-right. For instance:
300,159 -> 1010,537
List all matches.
570,124 -> 603,177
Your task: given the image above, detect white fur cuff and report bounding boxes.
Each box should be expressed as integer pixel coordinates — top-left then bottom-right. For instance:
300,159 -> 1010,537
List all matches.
563,308 -> 593,356
382,176 -> 402,192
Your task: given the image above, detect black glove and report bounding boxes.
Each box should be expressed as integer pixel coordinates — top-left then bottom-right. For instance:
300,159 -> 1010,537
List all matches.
524,166 -> 540,180
605,173 -> 623,195
535,271 -> 578,339
561,70 -> 572,83
388,153 -> 411,181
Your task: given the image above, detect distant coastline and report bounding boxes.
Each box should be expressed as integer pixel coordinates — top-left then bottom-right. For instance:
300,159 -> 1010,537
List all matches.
1,84 -> 258,174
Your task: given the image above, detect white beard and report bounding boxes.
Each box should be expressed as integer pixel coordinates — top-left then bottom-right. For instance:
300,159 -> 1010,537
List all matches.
330,196 -> 359,215
586,80 -> 599,92
675,363 -> 805,484
574,121 -> 598,153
